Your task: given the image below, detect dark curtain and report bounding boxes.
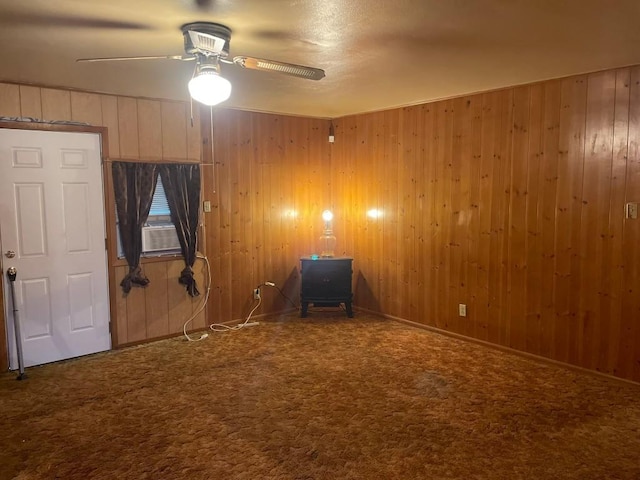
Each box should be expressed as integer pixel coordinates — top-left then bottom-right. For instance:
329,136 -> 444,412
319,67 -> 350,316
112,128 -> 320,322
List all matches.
159,164 -> 201,297
112,161 -> 159,293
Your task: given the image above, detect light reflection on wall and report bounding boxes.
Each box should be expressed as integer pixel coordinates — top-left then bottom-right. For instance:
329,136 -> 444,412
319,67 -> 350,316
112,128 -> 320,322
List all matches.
367,208 -> 383,219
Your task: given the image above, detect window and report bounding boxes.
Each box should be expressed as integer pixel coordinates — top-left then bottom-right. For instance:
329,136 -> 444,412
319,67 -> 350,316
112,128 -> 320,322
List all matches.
116,177 -> 181,258
147,176 -> 172,224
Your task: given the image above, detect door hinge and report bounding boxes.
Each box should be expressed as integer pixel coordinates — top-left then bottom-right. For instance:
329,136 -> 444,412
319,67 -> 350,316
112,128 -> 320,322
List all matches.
108,322 -> 112,333
105,238 -> 108,250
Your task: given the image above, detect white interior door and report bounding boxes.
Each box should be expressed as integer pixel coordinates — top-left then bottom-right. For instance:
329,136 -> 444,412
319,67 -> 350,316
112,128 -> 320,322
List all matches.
0,129 -> 110,369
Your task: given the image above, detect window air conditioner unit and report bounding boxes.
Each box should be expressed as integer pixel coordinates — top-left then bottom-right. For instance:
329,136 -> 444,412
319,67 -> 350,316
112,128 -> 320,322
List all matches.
141,225 -> 180,253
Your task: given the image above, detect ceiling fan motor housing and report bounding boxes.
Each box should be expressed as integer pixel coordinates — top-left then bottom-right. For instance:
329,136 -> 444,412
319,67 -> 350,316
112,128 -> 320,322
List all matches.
182,22 -> 231,57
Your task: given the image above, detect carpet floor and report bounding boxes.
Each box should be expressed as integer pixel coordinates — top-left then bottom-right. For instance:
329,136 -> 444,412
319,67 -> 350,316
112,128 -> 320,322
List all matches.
1,312 -> 639,480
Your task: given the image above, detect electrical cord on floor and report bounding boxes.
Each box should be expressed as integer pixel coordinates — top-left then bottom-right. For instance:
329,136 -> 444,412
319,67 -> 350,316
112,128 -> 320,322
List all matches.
182,253 -> 211,342
207,281 -> 295,333
182,262 -> 298,340
208,294 -> 263,332
271,283 -> 298,309
208,281 -> 276,332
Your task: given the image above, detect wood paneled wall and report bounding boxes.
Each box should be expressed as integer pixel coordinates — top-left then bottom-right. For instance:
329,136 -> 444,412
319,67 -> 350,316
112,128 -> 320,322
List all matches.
2,65 -> 639,383
202,109 -> 331,324
0,84 -> 201,162
0,82 -> 204,370
112,260 -> 206,345
331,67 -> 640,382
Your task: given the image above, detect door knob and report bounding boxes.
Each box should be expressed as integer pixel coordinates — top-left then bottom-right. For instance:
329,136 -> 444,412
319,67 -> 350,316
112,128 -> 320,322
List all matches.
5,250 -> 16,259
7,266 -> 17,281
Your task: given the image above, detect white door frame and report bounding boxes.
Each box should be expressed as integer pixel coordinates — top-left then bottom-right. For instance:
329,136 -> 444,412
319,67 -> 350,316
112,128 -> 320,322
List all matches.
0,121 -> 116,371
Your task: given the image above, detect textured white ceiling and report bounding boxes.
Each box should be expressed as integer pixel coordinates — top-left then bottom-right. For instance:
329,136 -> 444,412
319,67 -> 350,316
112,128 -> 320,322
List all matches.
1,0 -> 639,118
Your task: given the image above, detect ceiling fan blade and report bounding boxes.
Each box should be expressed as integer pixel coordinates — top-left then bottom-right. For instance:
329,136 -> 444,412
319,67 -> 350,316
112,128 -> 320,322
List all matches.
193,0 -> 215,9
0,12 -> 150,30
76,55 -> 195,63
232,56 -> 325,81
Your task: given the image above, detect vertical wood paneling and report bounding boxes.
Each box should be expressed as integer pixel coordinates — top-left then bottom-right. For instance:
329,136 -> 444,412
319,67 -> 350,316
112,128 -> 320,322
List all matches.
477,92 -> 498,341
413,107 -> 425,319
191,257 -> 207,330
201,113 -> 221,325
117,96 -> 139,158
0,83 -> 21,116
553,76 -> 587,364
450,97 -> 474,336
384,110 -> 401,314
539,80 -> 562,360
435,101 -> 454,330
399,107 -> 414,320
330,67 -> 640,383
580,71 -> 616,371
495,90 -> 514,346
620,66 -> 640,380
607,69 -> 630,376
125,287 -> 147,343
467,98 -> 483,339
346,116 -> 360,302
237,111 -> 253,317
114,266 -> 129,345
229,111 -> 245,320
507,86 -> 530,351
70,91 -> 103,125
344,116 -> 357,259
19,85 -> 42,118
448,99 -> 464,334
161,101 -> 188,160
41,88 -> 71,120
137,99 -> 163,159
144,262 -> 170,338
187,104 -> 202,162
203,109 -> 330,323
215,109 -> 233,323
524,84 -> 544,355
167,260 -> 193,334
278,116 -> 297,310
420,106 -> 434,324
258,117 -> 274,313
101,95 -> 120,158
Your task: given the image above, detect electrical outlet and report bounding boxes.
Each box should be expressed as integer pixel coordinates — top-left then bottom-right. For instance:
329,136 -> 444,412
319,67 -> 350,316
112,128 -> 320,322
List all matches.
625,202 -> 638,219
203,200 -> 211,213
253,288 -> 260,300
459,304 -> 467,317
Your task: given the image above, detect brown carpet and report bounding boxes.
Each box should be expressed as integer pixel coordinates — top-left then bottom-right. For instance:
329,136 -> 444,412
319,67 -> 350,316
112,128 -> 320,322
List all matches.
1,312 -> 639,480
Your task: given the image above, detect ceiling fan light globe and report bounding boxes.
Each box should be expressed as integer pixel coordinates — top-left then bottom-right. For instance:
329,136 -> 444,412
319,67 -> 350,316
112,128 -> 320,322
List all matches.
188,72 -> 232,106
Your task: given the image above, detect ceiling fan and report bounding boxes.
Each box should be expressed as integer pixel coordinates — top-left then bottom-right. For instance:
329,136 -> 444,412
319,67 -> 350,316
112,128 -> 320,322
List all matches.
77,22 -> 326,106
